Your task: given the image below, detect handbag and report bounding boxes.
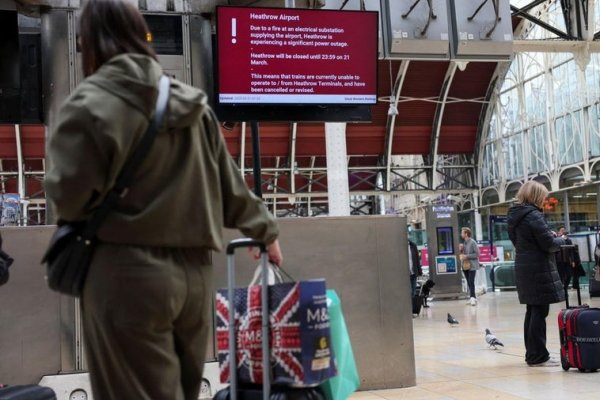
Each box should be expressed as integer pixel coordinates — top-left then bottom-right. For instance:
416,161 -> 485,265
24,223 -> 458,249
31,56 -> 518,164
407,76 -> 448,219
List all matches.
41,75 -> 171,297
462,257 -> 471,271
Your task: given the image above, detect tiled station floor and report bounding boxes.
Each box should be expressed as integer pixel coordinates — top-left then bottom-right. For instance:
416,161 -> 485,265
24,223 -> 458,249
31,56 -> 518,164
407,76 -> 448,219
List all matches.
351,290 -> 600,400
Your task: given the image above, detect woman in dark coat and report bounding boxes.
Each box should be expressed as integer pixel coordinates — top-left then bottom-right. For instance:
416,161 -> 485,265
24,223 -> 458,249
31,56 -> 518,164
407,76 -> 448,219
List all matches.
507,180 -> 565,367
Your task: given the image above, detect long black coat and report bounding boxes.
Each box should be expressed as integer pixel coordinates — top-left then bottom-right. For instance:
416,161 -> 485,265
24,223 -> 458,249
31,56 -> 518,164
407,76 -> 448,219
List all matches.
507,203 -> 565,305
408,240 -> 423,276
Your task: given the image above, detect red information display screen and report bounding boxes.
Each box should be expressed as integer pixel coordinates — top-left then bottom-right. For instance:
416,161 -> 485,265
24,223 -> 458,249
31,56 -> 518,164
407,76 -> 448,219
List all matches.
217,7 -> 378,105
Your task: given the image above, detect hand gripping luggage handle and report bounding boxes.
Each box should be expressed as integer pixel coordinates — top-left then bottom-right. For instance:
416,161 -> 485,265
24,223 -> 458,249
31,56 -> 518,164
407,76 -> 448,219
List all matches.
226,238 -> 267,255
226,238 -> 270,400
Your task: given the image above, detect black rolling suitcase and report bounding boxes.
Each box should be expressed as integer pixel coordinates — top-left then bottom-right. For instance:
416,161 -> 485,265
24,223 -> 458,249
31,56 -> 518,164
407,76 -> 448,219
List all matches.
591,238 -> 600,298
213,239 -> 325,400
589,267 -> 600,298
412,283 -> 423,315
0,385 -> 56,400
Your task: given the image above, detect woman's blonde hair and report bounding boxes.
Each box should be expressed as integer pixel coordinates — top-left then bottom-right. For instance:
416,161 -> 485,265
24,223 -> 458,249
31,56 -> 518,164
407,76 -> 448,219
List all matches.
515,180 -> 548,208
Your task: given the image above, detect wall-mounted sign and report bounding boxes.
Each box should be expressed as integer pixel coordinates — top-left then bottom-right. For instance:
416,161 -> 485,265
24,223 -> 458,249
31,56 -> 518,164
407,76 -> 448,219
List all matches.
432,205 -> 453,219
435,255 -> 457,275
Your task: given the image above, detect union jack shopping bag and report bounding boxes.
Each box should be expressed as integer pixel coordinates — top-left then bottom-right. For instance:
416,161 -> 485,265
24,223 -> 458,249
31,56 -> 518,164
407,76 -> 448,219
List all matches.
215,279 -> 337,386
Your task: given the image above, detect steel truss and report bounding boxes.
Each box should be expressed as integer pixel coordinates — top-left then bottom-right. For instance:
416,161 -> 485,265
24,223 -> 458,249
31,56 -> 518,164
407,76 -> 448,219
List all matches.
241,157 -> 479,218
511,0 -> 597,41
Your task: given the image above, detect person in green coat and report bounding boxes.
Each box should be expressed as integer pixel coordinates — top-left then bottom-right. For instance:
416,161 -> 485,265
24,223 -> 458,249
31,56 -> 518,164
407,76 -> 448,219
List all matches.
44,1 -> 282,399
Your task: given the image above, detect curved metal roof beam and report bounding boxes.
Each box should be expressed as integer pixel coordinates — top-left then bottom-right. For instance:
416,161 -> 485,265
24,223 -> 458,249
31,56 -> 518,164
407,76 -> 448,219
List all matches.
473,64 -> 508,168
429,61 -> 458,190
384,60 -> 410,191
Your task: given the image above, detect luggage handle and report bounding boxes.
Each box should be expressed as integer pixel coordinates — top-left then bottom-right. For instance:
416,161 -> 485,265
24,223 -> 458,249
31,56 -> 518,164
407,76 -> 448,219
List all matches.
226,238 -> 267,255
226,238 -> 270,400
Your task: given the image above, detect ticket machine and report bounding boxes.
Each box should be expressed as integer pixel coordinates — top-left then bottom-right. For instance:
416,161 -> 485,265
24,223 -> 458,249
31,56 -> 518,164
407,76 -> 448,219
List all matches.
425,204 -> 464,298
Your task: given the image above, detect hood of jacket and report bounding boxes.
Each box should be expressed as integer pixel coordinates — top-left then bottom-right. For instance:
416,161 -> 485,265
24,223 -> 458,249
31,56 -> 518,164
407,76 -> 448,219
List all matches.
507,203 -> 540,235
85,53 -> 207,128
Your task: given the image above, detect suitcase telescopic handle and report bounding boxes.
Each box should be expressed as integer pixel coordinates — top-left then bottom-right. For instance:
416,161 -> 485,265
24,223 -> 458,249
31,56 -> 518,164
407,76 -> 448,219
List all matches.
226,238 -> 270,400
226,238 -> 267,255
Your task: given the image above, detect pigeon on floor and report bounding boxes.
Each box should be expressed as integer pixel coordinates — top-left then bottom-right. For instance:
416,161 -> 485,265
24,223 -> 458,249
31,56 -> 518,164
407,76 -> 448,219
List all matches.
447,313 -> 459,326
485,328 -> 504,349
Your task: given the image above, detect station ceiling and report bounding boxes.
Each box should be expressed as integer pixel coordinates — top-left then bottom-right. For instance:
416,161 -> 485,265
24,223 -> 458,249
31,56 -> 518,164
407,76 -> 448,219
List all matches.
223,59 -> 498,161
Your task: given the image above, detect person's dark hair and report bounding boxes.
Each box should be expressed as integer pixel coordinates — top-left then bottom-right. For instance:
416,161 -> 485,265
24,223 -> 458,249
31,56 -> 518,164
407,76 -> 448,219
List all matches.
79,0 -> 157,77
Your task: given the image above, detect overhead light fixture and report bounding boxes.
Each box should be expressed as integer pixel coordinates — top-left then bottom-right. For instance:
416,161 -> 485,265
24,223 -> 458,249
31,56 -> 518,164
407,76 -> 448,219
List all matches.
456,61 -> 469,72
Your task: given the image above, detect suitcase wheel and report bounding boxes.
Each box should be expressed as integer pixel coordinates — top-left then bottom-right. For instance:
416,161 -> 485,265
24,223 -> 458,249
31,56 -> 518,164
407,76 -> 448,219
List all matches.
561,360 -> 569,371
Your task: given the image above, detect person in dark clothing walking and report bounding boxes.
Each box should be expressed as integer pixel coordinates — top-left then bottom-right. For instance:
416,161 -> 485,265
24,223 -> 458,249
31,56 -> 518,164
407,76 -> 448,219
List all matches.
507,180 -> 565,367
554,227 -> 585,291
408,240 -> 423,297
555,226 -> 573,286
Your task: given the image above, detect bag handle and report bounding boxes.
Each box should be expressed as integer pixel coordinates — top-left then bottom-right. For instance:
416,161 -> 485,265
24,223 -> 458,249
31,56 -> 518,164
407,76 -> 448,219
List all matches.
248,263 -> 295,286
82,75 -> 171,238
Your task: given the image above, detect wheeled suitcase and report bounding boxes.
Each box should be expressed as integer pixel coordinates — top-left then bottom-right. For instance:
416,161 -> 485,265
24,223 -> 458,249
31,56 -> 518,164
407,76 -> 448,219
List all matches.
0,385 -> 56,400
589,267 -> 600,298
591,237 -> 600,298
558,285 -> 600,372
412,293 -> 423,315
213,239 -> 326,400
412,283 -> 423,315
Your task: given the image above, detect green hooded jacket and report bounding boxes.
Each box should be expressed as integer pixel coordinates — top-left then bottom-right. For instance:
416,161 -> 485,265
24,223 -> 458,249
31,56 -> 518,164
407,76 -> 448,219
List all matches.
45,54 -> 278,250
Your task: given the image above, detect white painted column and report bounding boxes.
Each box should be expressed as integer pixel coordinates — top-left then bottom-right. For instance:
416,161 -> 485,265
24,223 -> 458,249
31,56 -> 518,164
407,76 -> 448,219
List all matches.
474,210 -> 483,241
325,123 -> 350,216
473,191 -> 483,241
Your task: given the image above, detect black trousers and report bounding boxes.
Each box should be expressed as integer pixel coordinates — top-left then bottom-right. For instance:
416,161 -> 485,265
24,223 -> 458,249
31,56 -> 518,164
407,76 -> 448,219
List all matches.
410,273 -> 417,297
462,269 -> 476,298
524,304 -> 550,365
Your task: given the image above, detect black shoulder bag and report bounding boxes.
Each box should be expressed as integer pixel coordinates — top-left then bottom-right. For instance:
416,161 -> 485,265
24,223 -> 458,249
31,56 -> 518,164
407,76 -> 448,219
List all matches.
41,75 -> 170,297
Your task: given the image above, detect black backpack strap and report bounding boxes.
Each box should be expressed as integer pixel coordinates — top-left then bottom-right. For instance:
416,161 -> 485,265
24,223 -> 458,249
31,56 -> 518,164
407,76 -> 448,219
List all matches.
82,75 -> 171,238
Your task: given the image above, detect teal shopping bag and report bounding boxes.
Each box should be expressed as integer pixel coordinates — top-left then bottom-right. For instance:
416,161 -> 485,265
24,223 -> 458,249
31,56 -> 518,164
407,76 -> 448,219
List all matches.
321,290 -> 360,400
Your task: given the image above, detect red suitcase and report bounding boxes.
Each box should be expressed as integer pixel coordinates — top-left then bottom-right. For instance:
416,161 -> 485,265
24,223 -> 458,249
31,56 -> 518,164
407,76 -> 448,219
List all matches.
558,292 -> 600,372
